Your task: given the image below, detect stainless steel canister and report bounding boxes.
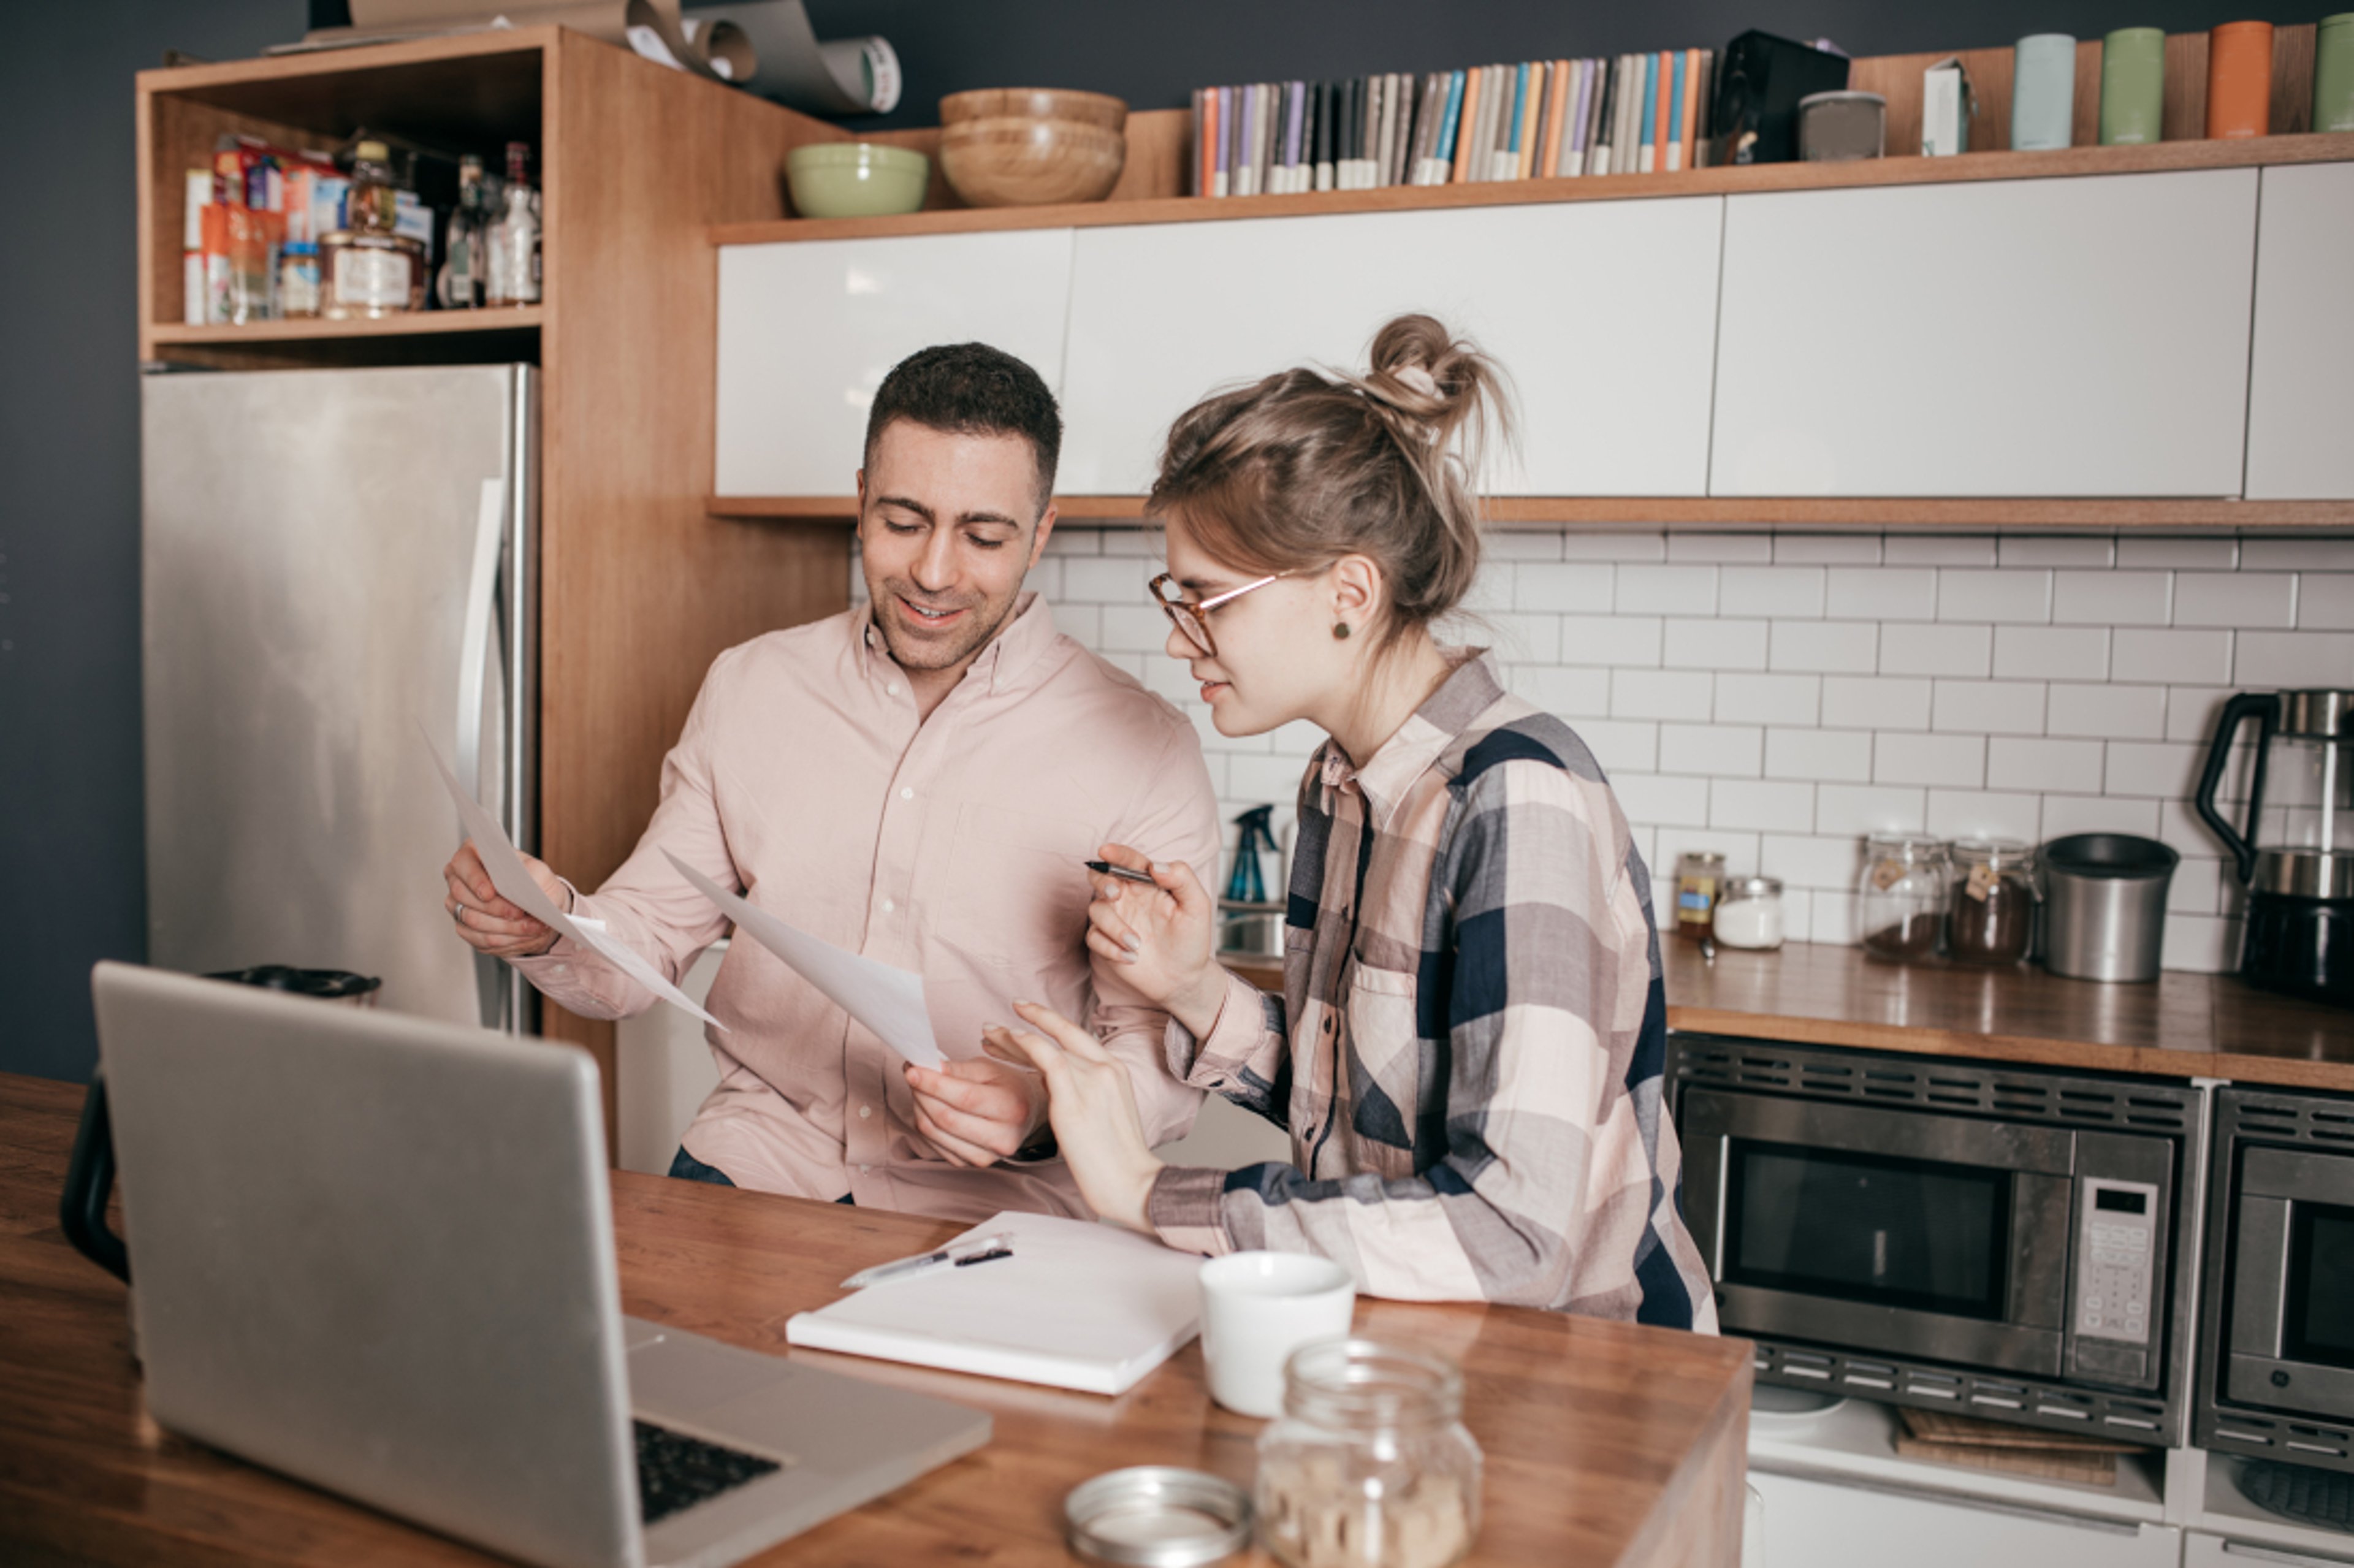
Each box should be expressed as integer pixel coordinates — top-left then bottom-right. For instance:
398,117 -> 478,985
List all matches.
2040,834 -> 2180,983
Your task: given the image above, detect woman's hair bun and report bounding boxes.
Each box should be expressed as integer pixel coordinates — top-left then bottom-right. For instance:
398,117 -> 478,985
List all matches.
1352,313 -> 1508,476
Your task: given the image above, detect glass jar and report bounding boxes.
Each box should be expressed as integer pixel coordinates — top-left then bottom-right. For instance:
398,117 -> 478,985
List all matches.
1857,834 -> 1949,961
1713,875 -> 1786,950
1255,1339 -> 1482,1568
1674,850 -> 1727,940
1945,838 -> 2036,965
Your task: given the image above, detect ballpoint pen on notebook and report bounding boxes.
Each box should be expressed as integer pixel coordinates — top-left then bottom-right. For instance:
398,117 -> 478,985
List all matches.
841,1231 -> 1016,1289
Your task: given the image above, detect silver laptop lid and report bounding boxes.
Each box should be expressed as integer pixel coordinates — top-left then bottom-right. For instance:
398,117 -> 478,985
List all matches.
91,962 -> 641,1568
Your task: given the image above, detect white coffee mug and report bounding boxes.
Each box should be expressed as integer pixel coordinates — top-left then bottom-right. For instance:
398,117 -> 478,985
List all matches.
1197,1251 -> 1355,1418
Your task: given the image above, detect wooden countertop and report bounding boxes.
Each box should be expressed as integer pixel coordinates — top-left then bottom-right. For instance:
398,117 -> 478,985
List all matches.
0,1071 -> 1753,1567
1226,940 -> 2354,1091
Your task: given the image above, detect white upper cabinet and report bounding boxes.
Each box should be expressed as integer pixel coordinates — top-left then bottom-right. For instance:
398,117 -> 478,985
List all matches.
1710,169 -> 2260,497
2244,162 -> 2354,500
1057,199 -> 1726,497
714,229 -> 1076,497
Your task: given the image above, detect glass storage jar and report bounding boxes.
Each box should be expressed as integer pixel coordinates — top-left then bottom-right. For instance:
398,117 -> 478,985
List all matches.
1857,834 -> 1950,961
1255,1339 -> 1482,1568
1712,875 -> 1787,950
1945,838 -> 2038,965
1674,850 -> 1727,940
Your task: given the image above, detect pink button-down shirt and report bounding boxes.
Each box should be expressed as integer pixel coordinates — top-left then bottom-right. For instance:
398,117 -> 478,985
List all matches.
511,595 -> 1221,1223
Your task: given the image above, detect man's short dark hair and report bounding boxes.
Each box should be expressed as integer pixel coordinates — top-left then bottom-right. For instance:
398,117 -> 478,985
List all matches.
863,342 -> 1062,514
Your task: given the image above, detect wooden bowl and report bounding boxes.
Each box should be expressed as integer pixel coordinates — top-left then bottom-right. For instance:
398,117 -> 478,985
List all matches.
939,88 -> 1127,134
939,116 -> 1126,207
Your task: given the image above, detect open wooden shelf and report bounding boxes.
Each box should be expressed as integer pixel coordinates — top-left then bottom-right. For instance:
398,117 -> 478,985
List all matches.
712,131 -> 2354,247
151,307 -> 543,345
709,495 -> 2354,533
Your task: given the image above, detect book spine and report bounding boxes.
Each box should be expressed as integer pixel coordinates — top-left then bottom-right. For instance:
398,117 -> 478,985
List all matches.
1637,52 -> 1657,172
1287,80 -> 1306,191
1369,73 -> 1388,186
1680,48 -> 1701,171
1213,86 -> 1230,197
1608,55 -> 1636,175
1259,82 -> 1278,194
1566,57 -> 1594,174
1666,49 -> 1686,172
1234,85 -> 1254,197
1310,80 -> 1330,192
1590,58 -> 1616,175
1478,64 -> 1506,181
1694,50 -> 1715,166
1517,61 -> 1542,178
1540,58 -> 1569,177
1658,51 -> 1676,171
1392,71 -> 1413,186
1434,69 -> 1465,181
1449,66 -> 1480,183
1379,72 -> 1400,186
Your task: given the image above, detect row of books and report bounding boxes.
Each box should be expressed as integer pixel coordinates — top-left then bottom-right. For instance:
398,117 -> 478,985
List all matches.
1189,51 -> 1722,198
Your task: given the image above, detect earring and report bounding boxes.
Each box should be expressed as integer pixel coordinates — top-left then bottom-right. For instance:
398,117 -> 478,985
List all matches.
1332,622 -> 1352,639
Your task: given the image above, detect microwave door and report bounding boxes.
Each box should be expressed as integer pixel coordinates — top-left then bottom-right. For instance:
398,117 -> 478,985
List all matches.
2225,1146 -> 2354,1412
1683,1088 -> 2075,1379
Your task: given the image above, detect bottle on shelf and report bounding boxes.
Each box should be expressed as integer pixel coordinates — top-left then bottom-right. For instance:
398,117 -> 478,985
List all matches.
436,153 -> 488,310
484,142 -> 541,308
319,139 -> 426,319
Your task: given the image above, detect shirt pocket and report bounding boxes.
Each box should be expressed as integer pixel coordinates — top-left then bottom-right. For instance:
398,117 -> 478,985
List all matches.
1340,962 -> 1426,1174
939,802 -> 1102,973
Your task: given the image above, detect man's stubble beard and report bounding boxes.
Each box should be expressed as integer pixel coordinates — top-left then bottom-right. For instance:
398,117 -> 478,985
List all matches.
870,576 -> 1024,672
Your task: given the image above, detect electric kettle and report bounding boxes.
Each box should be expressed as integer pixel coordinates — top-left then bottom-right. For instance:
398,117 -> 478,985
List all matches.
2195,688 -> 2354,1007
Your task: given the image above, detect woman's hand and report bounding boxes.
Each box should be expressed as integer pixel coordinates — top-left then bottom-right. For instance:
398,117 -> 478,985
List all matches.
444,839 -> 566,958
983,1001 -> 1163,1233
1086,843 -> 1226,1038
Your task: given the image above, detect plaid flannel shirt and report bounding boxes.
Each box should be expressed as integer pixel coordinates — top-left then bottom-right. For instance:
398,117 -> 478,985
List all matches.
1146,650 -> 1716,1329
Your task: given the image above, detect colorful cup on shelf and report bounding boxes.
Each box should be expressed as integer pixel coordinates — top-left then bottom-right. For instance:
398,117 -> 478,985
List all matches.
2100,26 -> 2167,145
2317,13 -> 2354,133
2012,33 -> 2078,149
2207,21 -> 2274,138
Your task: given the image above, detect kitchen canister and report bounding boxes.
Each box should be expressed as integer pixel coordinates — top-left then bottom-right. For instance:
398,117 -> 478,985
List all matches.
2100,27 -> 2168,145
2041,833 -> 2179,983
2207,21 -> 2274,138
2317,13 -> 2354,133
2012,33 -> 2078,148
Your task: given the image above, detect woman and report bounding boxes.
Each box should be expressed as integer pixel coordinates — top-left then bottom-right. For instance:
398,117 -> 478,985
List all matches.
986,314 -> 1715,1328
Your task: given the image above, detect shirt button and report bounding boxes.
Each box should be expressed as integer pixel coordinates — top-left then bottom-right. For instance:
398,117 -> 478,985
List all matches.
858,1105 -> 873,1119
858,1163 -> 870,1174
553,964 -> 569,976
899,786 -> 915,801
886,681 -> 901,696
882,897 -> 896,914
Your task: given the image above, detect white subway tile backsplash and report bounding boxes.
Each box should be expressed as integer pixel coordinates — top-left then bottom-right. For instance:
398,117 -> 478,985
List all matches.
2236,631 -> 2354,687
1761,832 -> 1867,889
2162,913 -> 2243,972
2175,572 -> 2296,628
1993,625 -> 2109,680
1505,664 -> 1611,715
2041,794 -> 2162,839
1456,562 -> 1515,615
1987,736 -> 2106,794
1810,889 -> 1860,945
2052,570 -> 2169,626
1512,563 -> 1616,614
2242,539 -> 2354,570
1610,772 -> 1712,828
1559,531 -> 1667,562
1927,788 -> 2044,842
1043,527 -> 1103,556
1667,533 -> 1775,563
1612,668 -> 1715,721
1773,534 -> 1883,564
1659,723 -> 1764,777
1829,566 -> 1935,621
1484,612 -> 1561,662
1816,784 -> 1928,835
1559,614 -> 1663,667
1101,529 -> 1159,556
2114,628 -> 2233,685
1710,778 -> 1818,833
1932,680 -> 2046,736
1571,718 -> 1660,774
1883,535 -> 1998,566
1766,726 -> 1875,782
1664,618 -> 1769,671
2116,536 -> 2234,569
1721,566 -> 1827,618
1998,536 -> 2116,567
1484,531 -> 1569,560
1059,555 -> 1152,601
1770,620 -> 1880,674
2105,740 -> 2206,801
2298,573 -> 2354,631
2165,687 -> 2234,743
1875,731 -> 1985,787
1880,622 -> 1993,678
1099,604 -> 1173,652
2046,680 -> 2166,740
1616,564 -> 1716,615
1822,676 -> 1933,731
1228,753 -> 1306,804
1938,569 -> 2053,623
1655,826 -> 1764,879
2167,856 -> 2224,915
1716,672 -> 1823,726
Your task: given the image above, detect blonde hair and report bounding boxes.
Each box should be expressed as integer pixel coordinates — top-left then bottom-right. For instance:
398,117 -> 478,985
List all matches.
1148,313 -> 1513,649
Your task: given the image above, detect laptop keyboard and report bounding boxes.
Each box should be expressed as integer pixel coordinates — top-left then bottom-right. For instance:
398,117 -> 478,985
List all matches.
634,1420 -> 783,1526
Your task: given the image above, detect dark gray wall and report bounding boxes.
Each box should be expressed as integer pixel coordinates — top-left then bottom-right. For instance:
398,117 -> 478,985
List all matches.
0,0 -> 2307,1084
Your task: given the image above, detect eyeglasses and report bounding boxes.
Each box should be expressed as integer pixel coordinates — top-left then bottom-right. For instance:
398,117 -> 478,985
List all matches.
1148,571 -> 1285,659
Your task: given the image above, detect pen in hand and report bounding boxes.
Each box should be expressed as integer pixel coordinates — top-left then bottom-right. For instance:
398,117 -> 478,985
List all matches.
1084,859 -> 1158,886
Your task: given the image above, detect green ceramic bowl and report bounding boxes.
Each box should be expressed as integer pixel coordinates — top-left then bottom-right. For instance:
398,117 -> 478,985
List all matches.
786,142 -> 929,219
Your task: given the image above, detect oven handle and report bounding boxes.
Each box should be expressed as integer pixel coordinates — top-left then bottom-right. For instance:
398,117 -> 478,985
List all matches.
1682,1087 -> 2079,1174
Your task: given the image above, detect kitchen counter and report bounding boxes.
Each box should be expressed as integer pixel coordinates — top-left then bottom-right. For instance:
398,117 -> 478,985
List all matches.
0,1070 -> 1754,1567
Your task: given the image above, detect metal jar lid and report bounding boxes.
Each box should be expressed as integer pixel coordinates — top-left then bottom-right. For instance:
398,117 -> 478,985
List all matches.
1720,875 -> 1784,902
1064,1466 -> 1253,1567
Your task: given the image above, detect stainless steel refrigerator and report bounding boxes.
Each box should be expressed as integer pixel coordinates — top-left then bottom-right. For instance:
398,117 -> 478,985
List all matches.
142,364 -> 536,1031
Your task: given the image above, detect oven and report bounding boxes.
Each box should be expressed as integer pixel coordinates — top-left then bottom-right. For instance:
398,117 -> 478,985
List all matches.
2196,1084 -> 2354,1473
1668,1034 -> 2205,1444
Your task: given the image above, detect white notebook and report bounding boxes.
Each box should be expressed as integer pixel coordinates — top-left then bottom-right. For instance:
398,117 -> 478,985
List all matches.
786,1211 -> 1203,1395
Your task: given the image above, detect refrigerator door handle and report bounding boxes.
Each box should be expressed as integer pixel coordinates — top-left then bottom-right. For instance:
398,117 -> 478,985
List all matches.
454,476 -> 508,812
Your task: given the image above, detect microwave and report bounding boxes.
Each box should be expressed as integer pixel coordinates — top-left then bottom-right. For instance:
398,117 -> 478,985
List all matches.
1668,1034 -> 2205,1444
2196,1084 -> 2354,1472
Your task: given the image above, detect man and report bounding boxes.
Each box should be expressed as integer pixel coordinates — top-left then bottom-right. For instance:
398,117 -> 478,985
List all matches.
443,343 -> 1221,1222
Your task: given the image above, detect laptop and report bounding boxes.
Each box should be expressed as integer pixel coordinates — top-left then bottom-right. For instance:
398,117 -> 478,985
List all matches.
89,961 -> 991,1568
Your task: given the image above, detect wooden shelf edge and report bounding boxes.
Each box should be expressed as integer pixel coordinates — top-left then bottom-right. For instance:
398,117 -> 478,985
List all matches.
148,307 -> 543,349
710,495 -> 2354,531
710,133 -> 2354,246
134,25 -> 560,94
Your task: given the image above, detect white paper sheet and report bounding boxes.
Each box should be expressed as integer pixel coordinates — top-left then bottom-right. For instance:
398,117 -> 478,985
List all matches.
663,850 -> 943,1067
422,731 -> 722,1029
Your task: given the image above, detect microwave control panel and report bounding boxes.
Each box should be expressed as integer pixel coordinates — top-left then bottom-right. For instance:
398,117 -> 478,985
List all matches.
2074,1178 -> 2162,1352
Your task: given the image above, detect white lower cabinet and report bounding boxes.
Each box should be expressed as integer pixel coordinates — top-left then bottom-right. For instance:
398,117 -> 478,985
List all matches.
2185,1531 -> 2354,1567
1057,198 -> 1726,497
1746,1470 -> 2181,1568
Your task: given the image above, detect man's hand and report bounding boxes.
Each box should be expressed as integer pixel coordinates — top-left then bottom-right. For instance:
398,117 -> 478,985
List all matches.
904,1054 -> 1049,1168
443,840 -> 567,959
